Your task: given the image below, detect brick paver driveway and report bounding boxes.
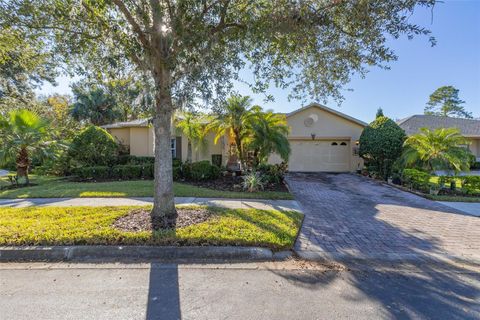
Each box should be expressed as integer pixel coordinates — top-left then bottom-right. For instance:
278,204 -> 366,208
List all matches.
286,173 -> 480,263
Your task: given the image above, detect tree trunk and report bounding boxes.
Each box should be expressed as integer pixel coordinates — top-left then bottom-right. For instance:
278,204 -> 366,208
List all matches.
151,78 -> 177,228
187,140 -> 193,163
16,147 -> 30,185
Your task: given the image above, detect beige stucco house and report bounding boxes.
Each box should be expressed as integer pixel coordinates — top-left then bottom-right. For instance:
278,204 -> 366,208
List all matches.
103,103 -> 367,172
397,115 -> 480,161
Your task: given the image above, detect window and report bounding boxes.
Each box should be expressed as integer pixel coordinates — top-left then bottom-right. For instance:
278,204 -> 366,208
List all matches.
331,142 -> 338,146
340,142 -> 347,146
171,138 -> 176,158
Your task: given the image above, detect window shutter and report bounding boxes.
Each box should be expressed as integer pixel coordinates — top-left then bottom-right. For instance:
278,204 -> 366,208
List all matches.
175,136 -> 182,160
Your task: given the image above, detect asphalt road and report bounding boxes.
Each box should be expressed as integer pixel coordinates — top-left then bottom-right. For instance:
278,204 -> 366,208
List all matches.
1,261 -> 479,320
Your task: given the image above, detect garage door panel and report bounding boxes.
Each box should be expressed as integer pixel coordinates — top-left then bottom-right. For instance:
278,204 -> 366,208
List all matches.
288,141 -> 350,172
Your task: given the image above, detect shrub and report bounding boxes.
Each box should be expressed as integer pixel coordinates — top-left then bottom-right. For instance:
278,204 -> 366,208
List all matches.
461,176 -> 480,195
183,160 -> 220,181
256,163 -> 287,184
141,164 -> 154,179
111,165 -> 143,180
73,166 -> 111,180
69,126 -> 118,166
471,161 -> 480,170
402,168 -> 430,191
242,171 -> 265,192
359,116 -> 406,180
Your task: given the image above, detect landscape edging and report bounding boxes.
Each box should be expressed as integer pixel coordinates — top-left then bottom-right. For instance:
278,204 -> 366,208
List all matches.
0,245 -> 293,262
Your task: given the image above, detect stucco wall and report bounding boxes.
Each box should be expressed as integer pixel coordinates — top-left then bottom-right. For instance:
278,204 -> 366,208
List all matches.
180,132 -> 225,163
129,127 -> 151,156
109,128 -> 130,146
269,106 -> 365,172
469,138 -> 480,159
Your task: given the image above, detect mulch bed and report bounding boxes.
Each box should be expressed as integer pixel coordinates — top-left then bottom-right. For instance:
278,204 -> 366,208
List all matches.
182,175 -> 289,192
113,208 -> 213,232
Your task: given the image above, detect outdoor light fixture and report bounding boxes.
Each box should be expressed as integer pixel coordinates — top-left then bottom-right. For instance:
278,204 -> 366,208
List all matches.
311,133 -> 316,140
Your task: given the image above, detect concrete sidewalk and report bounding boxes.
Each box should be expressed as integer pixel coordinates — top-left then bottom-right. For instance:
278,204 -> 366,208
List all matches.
0,197 -> 301,211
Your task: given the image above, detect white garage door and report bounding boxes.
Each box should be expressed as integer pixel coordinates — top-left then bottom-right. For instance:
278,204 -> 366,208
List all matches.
288,140 -> 351,172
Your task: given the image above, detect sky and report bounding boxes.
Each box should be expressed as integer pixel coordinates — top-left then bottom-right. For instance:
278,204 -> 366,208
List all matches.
39,0 -> 480,123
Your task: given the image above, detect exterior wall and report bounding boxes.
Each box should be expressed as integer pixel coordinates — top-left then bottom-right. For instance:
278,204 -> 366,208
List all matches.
468,138 -> 480,159
109,128 -> 130,146
129,127 -> 151,156
269,106 -> 365,172
180,132 -> 225,163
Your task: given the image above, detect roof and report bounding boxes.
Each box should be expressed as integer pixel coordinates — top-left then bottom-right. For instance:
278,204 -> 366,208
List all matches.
101,118 -> 151,129
287,103 -> 368,127
397,115 -> 480,137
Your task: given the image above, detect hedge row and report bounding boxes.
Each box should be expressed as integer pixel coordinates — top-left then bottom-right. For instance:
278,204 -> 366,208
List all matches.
402,168 -> 480,194
73,160 -> 221,182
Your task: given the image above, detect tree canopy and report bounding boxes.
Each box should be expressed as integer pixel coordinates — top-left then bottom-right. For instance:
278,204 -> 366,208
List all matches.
424,86 -> 472,119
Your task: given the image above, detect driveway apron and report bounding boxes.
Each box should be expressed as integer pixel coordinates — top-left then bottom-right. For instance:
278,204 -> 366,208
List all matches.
286,173 -> 480,263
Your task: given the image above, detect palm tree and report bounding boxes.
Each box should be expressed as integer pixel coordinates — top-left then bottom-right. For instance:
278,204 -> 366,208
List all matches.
175,112 -> 209,162
0,110 -> 51,184
209,95 -> 256,166
246,110 -> 290,166
401,127 -> 472,174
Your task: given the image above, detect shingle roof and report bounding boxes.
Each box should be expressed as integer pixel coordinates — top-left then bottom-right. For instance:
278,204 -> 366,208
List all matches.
397,115 -> 480,136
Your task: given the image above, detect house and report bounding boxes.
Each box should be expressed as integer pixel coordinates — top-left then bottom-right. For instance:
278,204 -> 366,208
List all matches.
103,103 -> 366,172
397,115 -> 480,161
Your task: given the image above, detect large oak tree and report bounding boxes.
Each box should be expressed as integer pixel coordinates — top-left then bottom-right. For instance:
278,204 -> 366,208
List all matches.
1,0 -> 436,225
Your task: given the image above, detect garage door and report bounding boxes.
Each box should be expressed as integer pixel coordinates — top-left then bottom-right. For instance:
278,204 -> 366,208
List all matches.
288,140 -> 350,172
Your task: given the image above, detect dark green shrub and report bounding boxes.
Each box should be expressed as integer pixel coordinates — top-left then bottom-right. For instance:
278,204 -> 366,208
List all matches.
402,168 -> 430,191
461,176 -> 480,195
141,164 -> 154,179
471,161 -> 480,170
359,116 -> 406,180
73,166 -> 111,180
257,163 -> 287,184
211,154 -> 222,168
111,165 -> 143,180
129,156 -> 155,165
69,126 -> 118,166
183,160 -> 220,181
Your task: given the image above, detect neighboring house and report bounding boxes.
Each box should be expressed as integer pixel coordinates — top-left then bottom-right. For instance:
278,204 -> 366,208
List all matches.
397,115 -> 480,161
103,103 -> 366,172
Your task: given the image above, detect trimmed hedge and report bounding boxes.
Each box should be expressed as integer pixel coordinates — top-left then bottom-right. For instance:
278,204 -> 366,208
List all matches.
183,161 -> 221,181
402,168 -> 430,191
72,159 -> 220,182
462,176 -> 480,194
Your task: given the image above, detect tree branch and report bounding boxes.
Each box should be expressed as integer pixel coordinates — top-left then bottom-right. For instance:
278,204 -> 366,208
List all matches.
111,0 -> 151,49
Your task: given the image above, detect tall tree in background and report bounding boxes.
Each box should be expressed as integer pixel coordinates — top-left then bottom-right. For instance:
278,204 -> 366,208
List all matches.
2,0 -> 437,225
424,86 -> 472,118
0,27 -> 56,112
71,84 -> 119,126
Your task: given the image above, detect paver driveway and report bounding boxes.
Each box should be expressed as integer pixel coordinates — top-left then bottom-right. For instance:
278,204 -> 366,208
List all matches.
286,173 -> 480,263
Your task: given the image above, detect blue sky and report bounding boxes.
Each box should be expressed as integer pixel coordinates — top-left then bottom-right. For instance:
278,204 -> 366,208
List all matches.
40,0 -> 480,123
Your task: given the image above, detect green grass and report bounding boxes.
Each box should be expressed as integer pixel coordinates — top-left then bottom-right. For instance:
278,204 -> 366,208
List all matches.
0,175 -> 293,200
424,194 -> 480,202
0,206 -> 303,250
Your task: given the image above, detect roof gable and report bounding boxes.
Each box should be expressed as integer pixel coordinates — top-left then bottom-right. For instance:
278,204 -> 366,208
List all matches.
287,103 -> 367,128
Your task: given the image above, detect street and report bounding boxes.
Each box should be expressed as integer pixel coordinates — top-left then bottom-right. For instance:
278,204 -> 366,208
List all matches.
1,260 -> 479,320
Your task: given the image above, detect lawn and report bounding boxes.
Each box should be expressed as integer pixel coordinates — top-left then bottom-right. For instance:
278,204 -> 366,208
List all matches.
0,206 -> 303,250
0,175 -> 293,200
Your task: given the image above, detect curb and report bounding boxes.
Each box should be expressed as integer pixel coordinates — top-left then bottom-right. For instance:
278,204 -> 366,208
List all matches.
0,246 -> 293,262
